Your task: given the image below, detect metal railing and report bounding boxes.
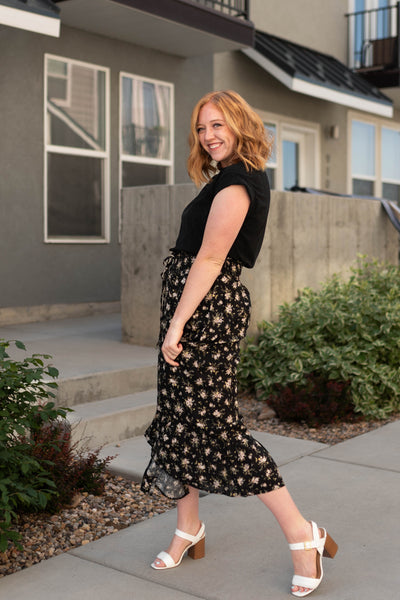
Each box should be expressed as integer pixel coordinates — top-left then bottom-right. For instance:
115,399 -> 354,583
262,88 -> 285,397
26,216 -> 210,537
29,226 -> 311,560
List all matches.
346,2 -> 400,69
194,0 -> 249,19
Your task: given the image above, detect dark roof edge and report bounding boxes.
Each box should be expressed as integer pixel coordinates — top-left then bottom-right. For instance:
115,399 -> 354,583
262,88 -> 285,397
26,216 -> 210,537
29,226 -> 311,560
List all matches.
0,0 -> 60,17
254,29 -> 393,107
293,71 -> 393,106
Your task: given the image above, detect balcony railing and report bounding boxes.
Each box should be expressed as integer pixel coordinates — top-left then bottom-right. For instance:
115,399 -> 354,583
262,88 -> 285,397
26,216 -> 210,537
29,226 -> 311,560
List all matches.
346,2 -> 400,86
194,0 -> 249,20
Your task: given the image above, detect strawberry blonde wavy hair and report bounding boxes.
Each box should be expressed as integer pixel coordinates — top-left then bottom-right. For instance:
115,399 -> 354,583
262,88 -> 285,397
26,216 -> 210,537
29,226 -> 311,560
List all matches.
187,90 -> 273,187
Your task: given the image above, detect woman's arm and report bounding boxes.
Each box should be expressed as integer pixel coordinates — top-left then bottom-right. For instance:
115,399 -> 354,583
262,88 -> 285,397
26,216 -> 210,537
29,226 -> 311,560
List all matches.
162,184 -> 250,366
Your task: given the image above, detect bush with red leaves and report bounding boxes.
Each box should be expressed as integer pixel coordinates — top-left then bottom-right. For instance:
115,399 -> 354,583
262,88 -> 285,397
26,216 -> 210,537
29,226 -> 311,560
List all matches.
267,373 -> 357,427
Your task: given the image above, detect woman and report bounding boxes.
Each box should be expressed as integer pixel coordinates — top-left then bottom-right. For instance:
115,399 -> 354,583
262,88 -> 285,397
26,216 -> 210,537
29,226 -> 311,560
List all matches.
141,90 -> 337,597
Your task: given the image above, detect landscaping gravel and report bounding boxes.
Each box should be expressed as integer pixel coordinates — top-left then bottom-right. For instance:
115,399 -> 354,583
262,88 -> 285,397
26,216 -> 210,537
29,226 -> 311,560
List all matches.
0,476 -> 176,578
1,394 -> 398,578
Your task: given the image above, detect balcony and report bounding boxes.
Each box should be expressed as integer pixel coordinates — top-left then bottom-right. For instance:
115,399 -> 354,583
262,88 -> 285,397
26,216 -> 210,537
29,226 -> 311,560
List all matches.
193,1 -> 249,19
346,2 -> 400,88
54,0 -> 254,57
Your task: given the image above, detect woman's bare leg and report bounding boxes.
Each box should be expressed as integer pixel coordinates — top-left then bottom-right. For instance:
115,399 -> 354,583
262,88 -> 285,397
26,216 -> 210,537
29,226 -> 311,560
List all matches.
258,486 -> 319,594
152,486 -> 202,567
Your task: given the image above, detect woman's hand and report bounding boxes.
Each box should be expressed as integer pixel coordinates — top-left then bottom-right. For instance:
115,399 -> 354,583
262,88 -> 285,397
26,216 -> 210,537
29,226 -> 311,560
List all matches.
161,321 -> 184,366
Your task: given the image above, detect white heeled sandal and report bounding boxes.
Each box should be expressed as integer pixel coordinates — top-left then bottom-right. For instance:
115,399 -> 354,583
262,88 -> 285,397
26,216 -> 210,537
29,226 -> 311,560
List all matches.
289,521 -> 338,597
151,522 -> 206,570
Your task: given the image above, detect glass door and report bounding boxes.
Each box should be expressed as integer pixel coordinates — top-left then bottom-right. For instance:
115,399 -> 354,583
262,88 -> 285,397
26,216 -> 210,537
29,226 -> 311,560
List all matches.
348,0 -> 396,68
282,128 -> 307,190
282,140 -> 299,190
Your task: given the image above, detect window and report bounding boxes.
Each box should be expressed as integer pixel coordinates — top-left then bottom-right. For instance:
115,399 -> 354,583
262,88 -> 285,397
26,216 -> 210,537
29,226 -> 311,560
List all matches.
352,0 -> 367,68
264,123 -> 277,188
282,140 -> 300,189
351,120 -> 376,195
120,74 -> 173,188
382,126 -> 400,202
350,117 -> 400,202
44,55 -> 109,242
348,0 -> 397,68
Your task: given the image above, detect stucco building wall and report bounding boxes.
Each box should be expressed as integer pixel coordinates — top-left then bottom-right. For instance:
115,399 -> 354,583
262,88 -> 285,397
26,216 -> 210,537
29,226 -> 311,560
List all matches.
0,25 -> 212,310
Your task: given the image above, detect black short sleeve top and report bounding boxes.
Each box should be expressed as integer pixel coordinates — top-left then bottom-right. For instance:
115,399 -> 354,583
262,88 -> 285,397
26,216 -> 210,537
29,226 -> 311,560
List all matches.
172,162 -> 270,268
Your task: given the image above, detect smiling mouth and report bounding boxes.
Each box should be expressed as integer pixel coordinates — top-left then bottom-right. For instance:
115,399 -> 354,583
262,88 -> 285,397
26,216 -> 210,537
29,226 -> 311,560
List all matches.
208,143 -> 222,150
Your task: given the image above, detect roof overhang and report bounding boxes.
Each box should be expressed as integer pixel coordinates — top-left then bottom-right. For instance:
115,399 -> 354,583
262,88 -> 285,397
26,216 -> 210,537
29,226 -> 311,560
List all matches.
53,0 -> 254,57
0,0 -> 60,37
243,32 -> 393,119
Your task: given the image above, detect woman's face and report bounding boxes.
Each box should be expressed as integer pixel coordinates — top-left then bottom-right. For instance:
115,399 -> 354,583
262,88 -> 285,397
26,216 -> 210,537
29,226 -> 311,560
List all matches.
196,102 -> 237,168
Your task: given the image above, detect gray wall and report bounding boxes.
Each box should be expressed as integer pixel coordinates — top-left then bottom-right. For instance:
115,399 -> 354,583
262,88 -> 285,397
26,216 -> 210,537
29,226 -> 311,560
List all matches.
251,0 -> 348,63
0,25 -> 212,310
121,185 -> 399,346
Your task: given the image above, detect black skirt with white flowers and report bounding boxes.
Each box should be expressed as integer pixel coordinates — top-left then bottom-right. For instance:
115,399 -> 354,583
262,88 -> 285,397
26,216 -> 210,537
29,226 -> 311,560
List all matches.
141,252 -> 285,500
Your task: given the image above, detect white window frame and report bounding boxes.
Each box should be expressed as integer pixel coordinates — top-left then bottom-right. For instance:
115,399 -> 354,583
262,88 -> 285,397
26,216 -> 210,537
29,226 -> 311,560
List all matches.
119,73 -> 174,237
381,123 -> 400,203
264,121 -> 278,189
348,111 -> 400,197
350,118 -> 377,194
381,126 -> 400,193
44,54 -> 110,244
259,111 -> 320,190
46,58 -> 71,108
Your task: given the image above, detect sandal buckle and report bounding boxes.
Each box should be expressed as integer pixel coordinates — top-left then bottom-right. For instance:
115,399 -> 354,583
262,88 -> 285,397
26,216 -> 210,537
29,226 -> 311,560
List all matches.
304,541 -> 313,550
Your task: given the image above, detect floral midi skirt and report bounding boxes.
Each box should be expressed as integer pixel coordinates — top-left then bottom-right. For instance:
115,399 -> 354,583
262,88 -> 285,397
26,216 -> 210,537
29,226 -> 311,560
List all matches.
141,252 -> 285,500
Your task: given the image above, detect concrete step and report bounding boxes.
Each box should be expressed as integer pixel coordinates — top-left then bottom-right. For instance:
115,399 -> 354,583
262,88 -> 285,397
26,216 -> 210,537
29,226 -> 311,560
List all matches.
1,313 -> 158,408
67,389 -> 156,449
56,365 -> 156,407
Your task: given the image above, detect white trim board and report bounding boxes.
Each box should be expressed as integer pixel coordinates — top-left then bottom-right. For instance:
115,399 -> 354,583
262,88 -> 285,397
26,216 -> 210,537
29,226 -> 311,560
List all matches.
0,5 -> 60,37
242,47 -> 393,119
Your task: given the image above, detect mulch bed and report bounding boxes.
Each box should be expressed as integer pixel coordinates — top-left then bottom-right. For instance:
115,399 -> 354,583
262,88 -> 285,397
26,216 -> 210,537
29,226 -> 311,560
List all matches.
1,394 -> 398,578
238,393 -> 400,445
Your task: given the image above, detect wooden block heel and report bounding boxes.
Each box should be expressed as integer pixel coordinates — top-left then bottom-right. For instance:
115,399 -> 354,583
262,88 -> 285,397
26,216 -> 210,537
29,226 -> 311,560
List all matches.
188,536 -> 205,560
323,533 -> 338,558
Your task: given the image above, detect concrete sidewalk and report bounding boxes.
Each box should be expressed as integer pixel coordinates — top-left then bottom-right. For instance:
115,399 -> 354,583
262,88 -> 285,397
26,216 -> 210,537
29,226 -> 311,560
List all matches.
1,421 -> 400,599
1,314 -> 399,598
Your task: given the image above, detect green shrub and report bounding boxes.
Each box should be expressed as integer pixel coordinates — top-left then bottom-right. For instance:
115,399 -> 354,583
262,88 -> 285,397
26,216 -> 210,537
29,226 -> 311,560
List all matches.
0,339 -> 113,552
0,339 -> 115,552
238,258 -> 400,421
0,339 -> 69,551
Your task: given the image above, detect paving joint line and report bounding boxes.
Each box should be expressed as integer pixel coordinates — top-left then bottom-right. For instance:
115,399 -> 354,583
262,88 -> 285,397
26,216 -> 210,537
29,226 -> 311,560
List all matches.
310,454 -> 400,473
276,446 -> 330,467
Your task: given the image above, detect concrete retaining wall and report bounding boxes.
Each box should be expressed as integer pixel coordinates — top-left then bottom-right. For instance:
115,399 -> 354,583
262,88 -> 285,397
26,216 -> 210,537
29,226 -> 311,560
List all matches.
121,185 -> 399,346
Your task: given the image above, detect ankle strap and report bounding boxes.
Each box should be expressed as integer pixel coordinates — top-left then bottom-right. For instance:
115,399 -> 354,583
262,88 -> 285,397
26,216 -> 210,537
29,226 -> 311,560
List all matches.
289,540 -> 319,551
174,522 -> 205,543
175,528 -> 197,542
289,521 -> 325,551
